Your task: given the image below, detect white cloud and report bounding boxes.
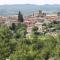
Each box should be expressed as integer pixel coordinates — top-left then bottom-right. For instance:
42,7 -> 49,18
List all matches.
0,0 -> 60,5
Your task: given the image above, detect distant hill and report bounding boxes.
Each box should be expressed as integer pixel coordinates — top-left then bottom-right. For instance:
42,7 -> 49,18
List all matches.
0,4 -> 60,16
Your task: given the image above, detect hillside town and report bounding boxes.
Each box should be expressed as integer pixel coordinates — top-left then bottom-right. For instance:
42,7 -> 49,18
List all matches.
0,0 -> 60,59
0,10 -> 60,34
0,10 -> 60,60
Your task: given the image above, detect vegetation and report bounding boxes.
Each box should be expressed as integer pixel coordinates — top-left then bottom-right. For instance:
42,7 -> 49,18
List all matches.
57,12 -> 60,16
43,22 -> 60,33
0,22 -> 60,60
18,11 -> 23,22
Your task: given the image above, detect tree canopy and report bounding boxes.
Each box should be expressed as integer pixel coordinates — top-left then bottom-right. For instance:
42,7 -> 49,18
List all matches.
0,22 -> 60,60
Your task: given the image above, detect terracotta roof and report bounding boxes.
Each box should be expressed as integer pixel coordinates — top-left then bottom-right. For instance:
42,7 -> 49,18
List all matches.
46,16 -> 58,21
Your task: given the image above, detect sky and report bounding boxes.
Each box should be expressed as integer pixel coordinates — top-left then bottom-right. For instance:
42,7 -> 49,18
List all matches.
0,0 -> 60,5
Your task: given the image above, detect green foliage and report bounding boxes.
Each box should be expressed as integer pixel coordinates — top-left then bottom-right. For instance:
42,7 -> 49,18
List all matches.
32,26 -> 38,32
0,23 -> 60,60
54,24 -> 60,30
9,23 -> 16,33
0,26 -> 17,60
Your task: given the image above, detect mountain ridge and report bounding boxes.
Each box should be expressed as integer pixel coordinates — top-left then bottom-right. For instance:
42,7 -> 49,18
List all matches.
0,4 -> 60,16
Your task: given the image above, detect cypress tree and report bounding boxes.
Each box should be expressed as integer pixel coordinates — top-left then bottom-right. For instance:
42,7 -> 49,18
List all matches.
18,11 -> 23,22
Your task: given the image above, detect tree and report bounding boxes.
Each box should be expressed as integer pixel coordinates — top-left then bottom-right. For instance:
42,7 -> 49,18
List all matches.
32,26 -> 38,33
10,23 -> 16,32
18,11 -> 23,22
57,12 -> 60,16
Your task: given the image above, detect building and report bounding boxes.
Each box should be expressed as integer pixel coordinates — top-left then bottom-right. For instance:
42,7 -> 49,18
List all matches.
0,15 -> 18,26
24,11 -> 45,33
46,15 -> 58,22
46,14 -> 60,22
0,16 -> 6,24
35,22 -> 43,32
5,15 -> 18,26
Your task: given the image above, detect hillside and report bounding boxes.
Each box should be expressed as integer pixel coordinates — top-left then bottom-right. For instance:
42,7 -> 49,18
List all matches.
0,4 -> 60,16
